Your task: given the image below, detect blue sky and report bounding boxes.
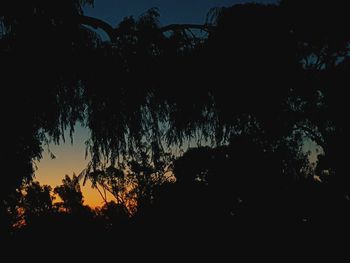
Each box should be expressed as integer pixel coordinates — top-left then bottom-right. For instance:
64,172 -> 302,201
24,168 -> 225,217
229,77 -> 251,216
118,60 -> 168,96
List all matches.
84,0 -> 277,25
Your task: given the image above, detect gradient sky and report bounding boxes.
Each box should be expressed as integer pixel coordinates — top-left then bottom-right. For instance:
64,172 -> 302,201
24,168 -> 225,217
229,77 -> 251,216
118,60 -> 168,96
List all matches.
84,0 -> 276,26
36,0 -> 277,208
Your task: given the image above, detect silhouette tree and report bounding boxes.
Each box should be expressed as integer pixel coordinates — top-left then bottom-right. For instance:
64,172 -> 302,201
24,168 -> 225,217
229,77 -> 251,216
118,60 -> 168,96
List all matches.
96,201 -> 129,229
279,0 -> 350,205
82,144 -> 173,216
1,0 -> 350,244
20,181 -> 55,226
0,1 -> 98,228
0,189 -> 23,239
54,174 -> 84,213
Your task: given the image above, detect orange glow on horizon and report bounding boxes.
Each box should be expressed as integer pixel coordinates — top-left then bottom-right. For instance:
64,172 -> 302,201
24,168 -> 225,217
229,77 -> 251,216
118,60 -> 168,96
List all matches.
35,127 -> 113,208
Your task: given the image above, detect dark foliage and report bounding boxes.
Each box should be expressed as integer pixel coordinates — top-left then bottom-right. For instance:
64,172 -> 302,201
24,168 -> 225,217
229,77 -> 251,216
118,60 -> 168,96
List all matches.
1,0 -> 350,254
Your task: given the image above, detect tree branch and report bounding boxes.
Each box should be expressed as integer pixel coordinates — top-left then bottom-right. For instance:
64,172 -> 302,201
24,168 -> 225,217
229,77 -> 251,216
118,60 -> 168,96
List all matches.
295,125 -> 326,149
79,15 -> 117,42
160,24 -> 215,33
79,15 -> 215,42
95,183 -> 108,205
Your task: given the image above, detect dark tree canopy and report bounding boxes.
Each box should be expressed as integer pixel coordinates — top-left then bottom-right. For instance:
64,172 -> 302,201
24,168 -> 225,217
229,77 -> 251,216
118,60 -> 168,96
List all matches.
54,174 -> 84,213
1,0 -> 350,247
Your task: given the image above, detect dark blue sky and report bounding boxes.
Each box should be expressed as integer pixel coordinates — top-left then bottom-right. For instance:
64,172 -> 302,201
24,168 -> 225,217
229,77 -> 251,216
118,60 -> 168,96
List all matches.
84,0 -> 277,26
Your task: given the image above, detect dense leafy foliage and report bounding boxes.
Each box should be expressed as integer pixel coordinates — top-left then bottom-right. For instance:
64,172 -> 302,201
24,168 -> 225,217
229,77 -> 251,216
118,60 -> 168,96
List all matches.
1,0 -> 349,246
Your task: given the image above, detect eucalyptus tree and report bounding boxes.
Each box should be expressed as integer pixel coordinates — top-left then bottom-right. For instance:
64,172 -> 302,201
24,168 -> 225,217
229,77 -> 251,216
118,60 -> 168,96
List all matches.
1,0 -> 349,233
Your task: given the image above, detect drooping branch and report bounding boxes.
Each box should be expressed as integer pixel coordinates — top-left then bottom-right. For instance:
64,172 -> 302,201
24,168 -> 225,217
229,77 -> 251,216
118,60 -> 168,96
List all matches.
79,15 -> 117,42
79,15 -> 215,42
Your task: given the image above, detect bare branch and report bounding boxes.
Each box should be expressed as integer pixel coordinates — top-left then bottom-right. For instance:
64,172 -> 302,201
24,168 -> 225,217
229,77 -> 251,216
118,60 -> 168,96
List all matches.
95,184 -> 108,205
79,15 -> 117,42
295,125 -> 325,149
78,16 -> 215,43
160,24 -> 215,33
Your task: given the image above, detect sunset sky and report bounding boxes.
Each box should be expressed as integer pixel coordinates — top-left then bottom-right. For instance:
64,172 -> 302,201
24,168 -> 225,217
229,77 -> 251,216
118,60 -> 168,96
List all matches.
35,0 -> 276,208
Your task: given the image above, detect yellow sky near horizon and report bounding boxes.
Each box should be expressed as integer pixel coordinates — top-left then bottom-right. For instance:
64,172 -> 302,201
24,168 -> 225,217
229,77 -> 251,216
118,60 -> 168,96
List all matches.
34,123 -> 320,209
34,124 -> 183,208
35,125 -> 111,208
